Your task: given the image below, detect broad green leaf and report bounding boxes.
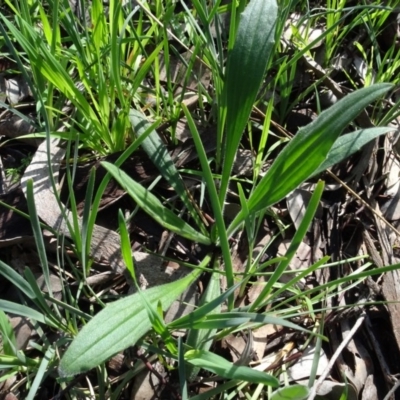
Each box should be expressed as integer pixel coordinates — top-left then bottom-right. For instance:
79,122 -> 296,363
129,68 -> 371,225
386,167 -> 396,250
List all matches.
129,109 -> 207,235
101,162 -> 211,245
59,269 -> 202,376
185,349 -> 279,387
220,0 -> 277,202
313,127 -> 394,176
270,385 -> 309,400
228,83 -> 392,235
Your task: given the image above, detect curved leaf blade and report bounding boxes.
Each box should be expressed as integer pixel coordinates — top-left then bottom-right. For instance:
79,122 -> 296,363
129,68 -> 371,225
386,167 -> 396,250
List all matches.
228,83 -> 392,235
185,349 -> 279,387
59,269 -> 202,376
313,127 -> 394,176
101,162 -> 211,245
129,109 -> 208,235
270,385 -> 309,400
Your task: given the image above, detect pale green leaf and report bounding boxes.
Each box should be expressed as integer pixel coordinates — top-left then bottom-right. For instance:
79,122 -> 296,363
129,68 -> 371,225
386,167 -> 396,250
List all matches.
270,385 -> 310,400
185,349 -> 279,386
313,127 -> 394,176
59,269 -> 202,376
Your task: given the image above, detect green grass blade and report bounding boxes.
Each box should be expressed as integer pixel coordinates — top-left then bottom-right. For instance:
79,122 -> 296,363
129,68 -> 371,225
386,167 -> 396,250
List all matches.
101,162 -> 211,245
26,346 -> 55,400
23,268 -> 66,329
219,0 -> 277,203
25,179 -> 52,296
86,119 -> 158,254
0,301 -> 48,325
0,261 -> 36,299
178,337 -> 188,400
0,310 -> 17,356
268,256 -> 331,306
118,210 -> 136,283
184,313 -> 321,336
185,270 -> 221,381
228,83 -> 392,236
59,268 -> 202,376
182,104 -> 235,305
81,167 -> 96,275
250,181 -> 325,310
0,354 -> 39,369
141,296 -> 177,355
129,109 -> 208,235
168,282 -> 241,330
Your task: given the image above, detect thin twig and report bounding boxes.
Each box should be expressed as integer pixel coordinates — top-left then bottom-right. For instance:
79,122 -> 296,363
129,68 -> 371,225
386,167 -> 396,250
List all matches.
383,378 -> 400,400
308,312 -> 366,400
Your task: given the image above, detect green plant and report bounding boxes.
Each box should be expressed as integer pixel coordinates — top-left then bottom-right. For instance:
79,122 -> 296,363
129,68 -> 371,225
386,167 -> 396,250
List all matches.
0,0 -> 398,397
4,153 -> 32,184
56,0 -> 394,390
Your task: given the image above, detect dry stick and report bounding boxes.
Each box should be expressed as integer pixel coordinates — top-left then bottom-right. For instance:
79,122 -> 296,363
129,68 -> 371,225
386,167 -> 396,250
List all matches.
326,170 -> 400,238
308,312 -> 366,400
383,378 -> 400,400
364,313 -> 397,393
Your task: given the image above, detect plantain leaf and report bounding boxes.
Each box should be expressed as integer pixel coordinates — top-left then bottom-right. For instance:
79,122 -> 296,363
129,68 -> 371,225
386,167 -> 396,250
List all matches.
185,349 -> 279,387
228,83 -> 392,235
270,385 -> 309,400
313,127 -> 394,176
220,0 -> 277,201
59,268 -> 202,376
101,162 -> 211,245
